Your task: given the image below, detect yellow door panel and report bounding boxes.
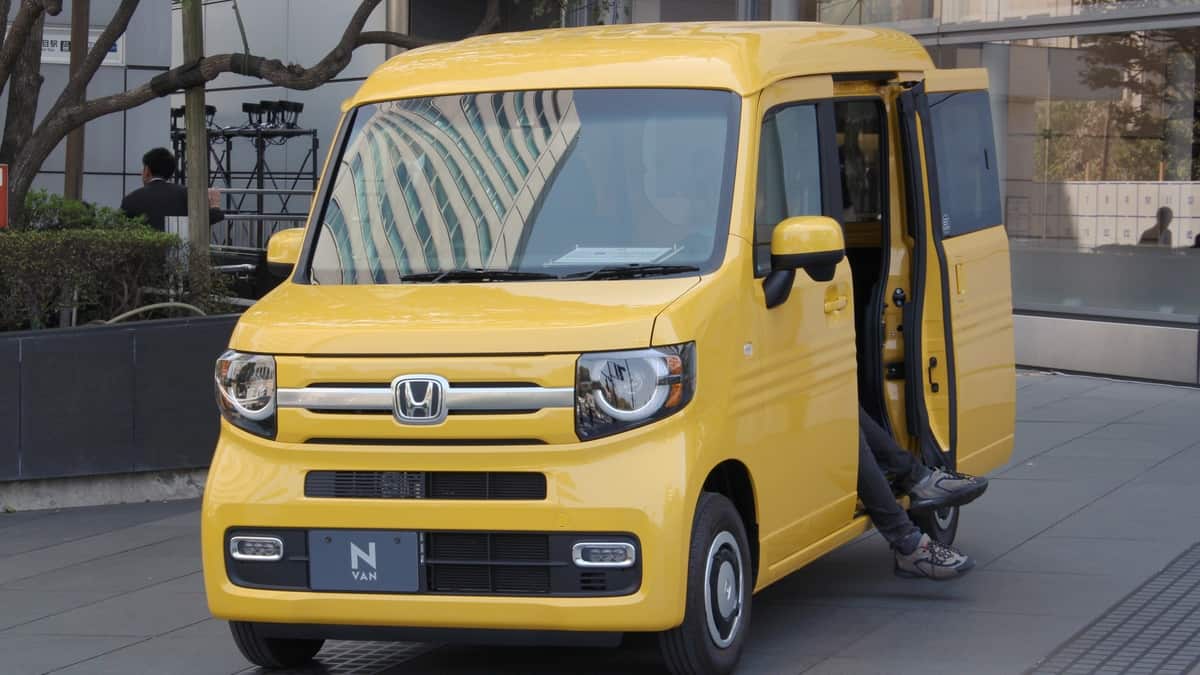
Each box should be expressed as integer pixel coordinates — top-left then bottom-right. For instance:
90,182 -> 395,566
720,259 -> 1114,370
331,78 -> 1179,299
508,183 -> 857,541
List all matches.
941,226 -> 1016,473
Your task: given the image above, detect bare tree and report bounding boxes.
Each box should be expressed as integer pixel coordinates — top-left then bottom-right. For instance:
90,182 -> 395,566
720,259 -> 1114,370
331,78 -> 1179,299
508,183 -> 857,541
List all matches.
0,0 -> 510,223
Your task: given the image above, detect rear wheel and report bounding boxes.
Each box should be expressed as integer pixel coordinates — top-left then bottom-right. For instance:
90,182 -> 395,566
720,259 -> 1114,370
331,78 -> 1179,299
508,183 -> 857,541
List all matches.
229,621 -> 324,670
913,504 -> 959,545
659,492 -> 753,675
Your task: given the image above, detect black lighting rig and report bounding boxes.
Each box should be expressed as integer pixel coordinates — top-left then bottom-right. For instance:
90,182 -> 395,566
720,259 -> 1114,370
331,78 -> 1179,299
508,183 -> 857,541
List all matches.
169,99 -> 319,248
169,99 -> 320,298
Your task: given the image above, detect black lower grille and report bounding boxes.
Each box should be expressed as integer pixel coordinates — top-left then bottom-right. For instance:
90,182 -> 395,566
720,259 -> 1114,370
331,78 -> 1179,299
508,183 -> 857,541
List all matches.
426,533 -> 552,594
428,533 -> 489,561
305,471 -> 546,500
579,571 -> 609,592
429,565 -> 492,593
494,566 -> 550,594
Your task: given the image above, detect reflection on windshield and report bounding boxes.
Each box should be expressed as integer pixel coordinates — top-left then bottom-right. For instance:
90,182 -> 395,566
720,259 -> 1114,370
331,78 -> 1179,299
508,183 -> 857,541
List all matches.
309,88 -> 738,284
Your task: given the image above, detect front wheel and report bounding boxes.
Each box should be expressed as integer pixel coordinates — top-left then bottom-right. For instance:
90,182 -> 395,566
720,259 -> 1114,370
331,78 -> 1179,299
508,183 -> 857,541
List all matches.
659,492 -> 753,675
229,621 -> 324,670
912,504 -> 959,545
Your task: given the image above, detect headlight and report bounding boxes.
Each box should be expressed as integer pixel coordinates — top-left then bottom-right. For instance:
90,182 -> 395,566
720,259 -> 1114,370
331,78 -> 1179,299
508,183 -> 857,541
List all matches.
214,350 -> 276,438
575,343 -> 695,440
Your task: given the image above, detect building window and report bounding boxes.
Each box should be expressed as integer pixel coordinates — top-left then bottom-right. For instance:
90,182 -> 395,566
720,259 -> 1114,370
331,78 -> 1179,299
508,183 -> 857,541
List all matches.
932,27 -> 1200,325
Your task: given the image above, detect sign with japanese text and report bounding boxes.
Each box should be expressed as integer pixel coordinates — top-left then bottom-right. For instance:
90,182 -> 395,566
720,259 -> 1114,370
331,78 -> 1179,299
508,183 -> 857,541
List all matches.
41,27 -> 125,67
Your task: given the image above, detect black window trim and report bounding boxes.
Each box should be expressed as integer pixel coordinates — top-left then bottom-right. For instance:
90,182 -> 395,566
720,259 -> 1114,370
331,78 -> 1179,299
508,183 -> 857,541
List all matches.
753,99 -> 844,279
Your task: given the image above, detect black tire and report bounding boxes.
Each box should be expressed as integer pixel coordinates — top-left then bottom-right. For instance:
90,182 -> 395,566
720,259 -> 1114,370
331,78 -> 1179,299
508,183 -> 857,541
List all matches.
659,492 -> 753,675
912,504 -> 959,545
229,621 -> 324,670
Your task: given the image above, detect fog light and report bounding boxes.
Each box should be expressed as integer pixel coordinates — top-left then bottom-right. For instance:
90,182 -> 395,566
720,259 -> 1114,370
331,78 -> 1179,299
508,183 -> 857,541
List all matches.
572,542 -> 636,568
230,536 -> 284,561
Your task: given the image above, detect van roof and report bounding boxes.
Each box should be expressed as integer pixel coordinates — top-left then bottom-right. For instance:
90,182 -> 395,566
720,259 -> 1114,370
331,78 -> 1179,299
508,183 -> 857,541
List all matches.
348,21 -> 934,108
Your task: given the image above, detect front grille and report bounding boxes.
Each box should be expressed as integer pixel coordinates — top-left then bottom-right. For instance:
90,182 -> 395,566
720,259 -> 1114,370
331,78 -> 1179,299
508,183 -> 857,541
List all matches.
305,471 -> 547,500
426,532 -> 553,594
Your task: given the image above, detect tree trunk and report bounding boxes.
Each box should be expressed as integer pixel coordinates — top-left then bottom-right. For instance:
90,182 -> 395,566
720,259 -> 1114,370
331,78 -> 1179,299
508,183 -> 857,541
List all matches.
1,14 -> 47,223
64,0 -> 91,201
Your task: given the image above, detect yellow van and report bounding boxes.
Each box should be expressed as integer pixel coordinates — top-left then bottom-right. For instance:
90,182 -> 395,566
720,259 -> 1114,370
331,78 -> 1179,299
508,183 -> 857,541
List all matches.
204,21 -> 1015,674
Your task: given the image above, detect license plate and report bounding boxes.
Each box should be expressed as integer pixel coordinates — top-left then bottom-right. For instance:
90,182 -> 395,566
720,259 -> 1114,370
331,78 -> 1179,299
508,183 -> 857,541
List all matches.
308,530 -> 419,593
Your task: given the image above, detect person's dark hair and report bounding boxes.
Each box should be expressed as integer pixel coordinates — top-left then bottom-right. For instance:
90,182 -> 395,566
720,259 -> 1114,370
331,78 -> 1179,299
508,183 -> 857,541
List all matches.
142,147 -> 176,180
1156,206 -> 1173,227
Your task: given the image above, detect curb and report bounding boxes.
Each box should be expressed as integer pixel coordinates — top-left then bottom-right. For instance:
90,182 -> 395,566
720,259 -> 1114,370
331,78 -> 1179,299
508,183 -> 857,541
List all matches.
0,468 -> 207,512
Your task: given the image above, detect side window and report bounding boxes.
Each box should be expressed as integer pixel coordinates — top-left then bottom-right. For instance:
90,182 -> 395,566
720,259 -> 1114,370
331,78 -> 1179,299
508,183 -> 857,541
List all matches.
755,104 -> 823,276
835,100 -> 885,224
927,91 -> 1001,237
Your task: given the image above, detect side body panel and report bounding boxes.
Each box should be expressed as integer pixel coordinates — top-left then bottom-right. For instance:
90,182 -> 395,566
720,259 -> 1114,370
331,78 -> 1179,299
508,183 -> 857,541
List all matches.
653,80 -> 859,588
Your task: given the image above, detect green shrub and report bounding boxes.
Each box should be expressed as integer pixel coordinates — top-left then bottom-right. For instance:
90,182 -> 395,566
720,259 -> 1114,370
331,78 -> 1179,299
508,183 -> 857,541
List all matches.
0,191 -> 232,331
19,189 -> 145,231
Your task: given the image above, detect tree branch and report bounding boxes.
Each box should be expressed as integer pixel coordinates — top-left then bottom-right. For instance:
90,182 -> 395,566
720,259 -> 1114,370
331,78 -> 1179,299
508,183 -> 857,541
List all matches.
72,0 -> 139,100
0,0 -> 13,55
0,13 -> 46,165
471,0 -> 503,36
356,31 -> 438,51
0,0 -> 63,98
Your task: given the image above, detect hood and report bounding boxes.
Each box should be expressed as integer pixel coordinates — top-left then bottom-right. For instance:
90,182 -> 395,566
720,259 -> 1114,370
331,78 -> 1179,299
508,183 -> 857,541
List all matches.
228,277 -> 702,355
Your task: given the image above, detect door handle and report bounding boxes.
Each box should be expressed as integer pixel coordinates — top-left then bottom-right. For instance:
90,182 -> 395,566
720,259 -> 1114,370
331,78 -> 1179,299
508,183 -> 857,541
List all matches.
824,295 -> 848,314
928,356 -> 940,393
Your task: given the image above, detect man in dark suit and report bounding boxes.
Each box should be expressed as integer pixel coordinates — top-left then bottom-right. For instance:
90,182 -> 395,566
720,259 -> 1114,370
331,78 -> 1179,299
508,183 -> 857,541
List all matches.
120,147 -> 225,232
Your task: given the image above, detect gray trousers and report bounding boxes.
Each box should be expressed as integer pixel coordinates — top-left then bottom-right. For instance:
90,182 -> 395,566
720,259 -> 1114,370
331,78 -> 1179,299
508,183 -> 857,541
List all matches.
856,406 -> 929,552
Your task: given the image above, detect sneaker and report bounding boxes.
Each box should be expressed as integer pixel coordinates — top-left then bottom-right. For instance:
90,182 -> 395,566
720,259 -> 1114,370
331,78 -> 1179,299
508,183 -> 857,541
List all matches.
894,534 -> 975,581
907,468 -> 988,514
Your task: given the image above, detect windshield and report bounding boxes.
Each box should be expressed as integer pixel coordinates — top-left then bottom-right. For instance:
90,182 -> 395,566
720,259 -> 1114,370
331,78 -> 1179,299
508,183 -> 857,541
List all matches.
306,88 -> 740,284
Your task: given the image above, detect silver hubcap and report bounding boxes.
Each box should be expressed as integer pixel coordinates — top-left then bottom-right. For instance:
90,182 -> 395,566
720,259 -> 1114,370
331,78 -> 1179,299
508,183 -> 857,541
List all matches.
703,531 -> 744,649
716,561 -> 737,617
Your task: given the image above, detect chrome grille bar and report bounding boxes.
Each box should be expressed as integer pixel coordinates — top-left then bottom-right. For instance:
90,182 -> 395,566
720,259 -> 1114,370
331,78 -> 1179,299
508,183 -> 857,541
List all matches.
277,385 -> 573,412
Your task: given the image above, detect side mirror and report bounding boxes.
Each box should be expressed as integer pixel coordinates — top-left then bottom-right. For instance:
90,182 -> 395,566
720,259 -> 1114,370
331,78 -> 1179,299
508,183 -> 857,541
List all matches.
763,216 -> 846,309
266,228 -> 305,277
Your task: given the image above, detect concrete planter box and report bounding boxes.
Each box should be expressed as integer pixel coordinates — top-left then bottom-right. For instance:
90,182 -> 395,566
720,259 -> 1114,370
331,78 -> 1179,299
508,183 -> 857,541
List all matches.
0,315 -> 238,482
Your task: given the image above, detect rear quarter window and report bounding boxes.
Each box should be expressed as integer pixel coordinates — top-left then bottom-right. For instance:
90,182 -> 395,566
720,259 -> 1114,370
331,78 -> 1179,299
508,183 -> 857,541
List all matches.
928,91 -> 1002,238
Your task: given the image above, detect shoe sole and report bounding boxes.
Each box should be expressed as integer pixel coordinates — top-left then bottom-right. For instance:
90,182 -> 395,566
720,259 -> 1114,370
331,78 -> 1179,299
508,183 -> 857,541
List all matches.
894,558 -> 976,581
907,481 -> 989,515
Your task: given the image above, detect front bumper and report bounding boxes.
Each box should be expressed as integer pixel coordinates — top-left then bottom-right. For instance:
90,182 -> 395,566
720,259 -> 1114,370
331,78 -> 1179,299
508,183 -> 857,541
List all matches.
201,416 -> 695,633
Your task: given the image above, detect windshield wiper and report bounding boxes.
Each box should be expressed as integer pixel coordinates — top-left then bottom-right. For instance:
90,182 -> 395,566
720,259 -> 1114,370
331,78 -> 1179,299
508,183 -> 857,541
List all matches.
400,269 -> 559,283
564,264 -> 701,281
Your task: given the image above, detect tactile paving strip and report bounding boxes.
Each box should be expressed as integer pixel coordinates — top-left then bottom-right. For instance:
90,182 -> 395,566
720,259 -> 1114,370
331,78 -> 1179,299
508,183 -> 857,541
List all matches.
239,640 -> 437,674
1030,542 -> 1200,675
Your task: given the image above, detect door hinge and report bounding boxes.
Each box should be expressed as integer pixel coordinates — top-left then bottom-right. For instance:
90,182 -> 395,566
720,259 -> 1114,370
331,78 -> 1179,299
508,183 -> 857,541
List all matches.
885,362 -> 905,380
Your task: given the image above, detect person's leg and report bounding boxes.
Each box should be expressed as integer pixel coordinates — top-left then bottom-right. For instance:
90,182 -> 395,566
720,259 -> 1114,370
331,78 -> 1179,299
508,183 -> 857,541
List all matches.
859,406 -> 927,491
857,428 -> 922,554
859,405 -> 989,513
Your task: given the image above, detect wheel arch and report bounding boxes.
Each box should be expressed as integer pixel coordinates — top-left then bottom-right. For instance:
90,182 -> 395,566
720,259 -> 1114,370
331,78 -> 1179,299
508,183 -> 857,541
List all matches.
701,459 -> 759,585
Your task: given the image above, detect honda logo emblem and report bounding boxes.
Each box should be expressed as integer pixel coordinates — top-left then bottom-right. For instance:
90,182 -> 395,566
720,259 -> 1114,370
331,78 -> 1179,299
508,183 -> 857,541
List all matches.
391,375 -> 448,425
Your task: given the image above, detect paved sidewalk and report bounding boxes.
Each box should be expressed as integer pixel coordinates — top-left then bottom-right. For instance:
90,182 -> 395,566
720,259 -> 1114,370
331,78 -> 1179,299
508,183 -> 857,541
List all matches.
2,372 -> 1200,674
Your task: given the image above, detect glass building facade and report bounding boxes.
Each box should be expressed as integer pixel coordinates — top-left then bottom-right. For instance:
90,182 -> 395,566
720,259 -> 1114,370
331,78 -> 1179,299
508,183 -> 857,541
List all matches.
558,0 -> 1200,382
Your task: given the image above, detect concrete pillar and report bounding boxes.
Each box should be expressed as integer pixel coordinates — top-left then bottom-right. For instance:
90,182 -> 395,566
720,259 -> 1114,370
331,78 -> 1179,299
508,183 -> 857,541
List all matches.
385,0 -> 409,59
633,0 -> 662,22
770,0 -> 803,20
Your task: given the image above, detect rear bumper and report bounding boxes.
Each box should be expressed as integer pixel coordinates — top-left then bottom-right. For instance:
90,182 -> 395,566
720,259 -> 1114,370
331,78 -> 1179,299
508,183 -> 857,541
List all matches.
201,418 -> 696,633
